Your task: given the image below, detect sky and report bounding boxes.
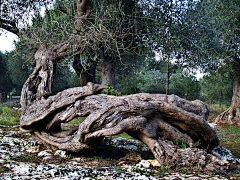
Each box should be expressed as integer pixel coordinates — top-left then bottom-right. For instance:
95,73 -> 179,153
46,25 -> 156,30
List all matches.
0,31 -> 19,52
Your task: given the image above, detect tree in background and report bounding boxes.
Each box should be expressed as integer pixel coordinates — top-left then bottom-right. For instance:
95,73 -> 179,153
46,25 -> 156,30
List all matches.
200,70 -> 233,106
170,69 -> 200,100
0,51 -> 14,101
181,0 -> 240,125
6,46 -> 34,95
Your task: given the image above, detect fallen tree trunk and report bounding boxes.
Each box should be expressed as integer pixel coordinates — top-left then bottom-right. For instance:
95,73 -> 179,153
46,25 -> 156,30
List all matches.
21,83 -> 223,169
20,52 -> 231,170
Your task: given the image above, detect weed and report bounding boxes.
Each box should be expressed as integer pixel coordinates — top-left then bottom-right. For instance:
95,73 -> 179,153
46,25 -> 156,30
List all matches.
66,154 -> 72,159
16,154 -> 38,163
154,166 -> 169,176
114,167 -> 123,172
102,83 -> 121,96
0,166 -> 11,173
174,139 -> 187,149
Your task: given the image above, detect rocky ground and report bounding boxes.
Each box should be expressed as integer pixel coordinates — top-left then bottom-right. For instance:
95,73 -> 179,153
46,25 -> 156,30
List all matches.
0,125 -> 239,180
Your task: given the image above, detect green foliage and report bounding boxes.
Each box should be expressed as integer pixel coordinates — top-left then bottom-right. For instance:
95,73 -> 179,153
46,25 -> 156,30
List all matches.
16,154 -> 39,163
69,72 -> 80,88
217,126 -> 240,158
0,51 -> 14,94
156,166 -> 169,176
138,70 -> 166,94
200,70 -> 233,105
131,167 -> 151,176
102,83 -> 121,96
174,139 -> 187,149
6,46 -> 34,94
10,88 -> 17,97
0,106 -> 20,125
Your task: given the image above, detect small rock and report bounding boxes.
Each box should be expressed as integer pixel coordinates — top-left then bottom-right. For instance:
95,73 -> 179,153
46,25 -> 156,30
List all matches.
38,150 -> 52,157
49,168 -> 58,177
43,156 -> 53,161
26,146 -> 40,153
136,160 -> 151,169
150,159 -> 161,167
136,175 -> 149,180
72,157 -> 81,162
208,123 -> 217,129
54,150 -> 67,158
13,164 -> 30,175
186,177 -> 201,180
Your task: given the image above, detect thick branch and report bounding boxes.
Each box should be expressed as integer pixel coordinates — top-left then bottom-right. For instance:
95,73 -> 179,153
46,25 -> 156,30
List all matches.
0,18 -> 19,35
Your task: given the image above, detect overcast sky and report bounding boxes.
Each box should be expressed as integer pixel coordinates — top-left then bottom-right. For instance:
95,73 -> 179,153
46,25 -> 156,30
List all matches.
0,31 -> 18,52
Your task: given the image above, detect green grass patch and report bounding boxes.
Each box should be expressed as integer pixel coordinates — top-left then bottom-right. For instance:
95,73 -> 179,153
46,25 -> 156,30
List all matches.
113,132 -> 133,139
218,126 -> 240,134
217,126 -> 240,158
0,106 -> 20,125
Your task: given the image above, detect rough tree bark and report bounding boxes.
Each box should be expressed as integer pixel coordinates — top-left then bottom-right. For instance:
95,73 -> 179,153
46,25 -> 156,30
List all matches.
215,76 -> 240,126
166,63 -> 170,95
97,50 -> 115,88
19,54 -> 228,170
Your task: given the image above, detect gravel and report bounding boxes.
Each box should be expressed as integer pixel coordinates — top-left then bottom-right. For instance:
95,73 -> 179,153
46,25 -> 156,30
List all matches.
0,128 -> 232,179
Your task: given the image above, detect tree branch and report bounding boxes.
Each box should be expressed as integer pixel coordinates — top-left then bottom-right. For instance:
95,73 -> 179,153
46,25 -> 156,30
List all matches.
0,18 -> 19,35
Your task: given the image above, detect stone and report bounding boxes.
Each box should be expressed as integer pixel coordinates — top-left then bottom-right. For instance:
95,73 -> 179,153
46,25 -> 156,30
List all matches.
43,156 -> 53,161
26,146 -> 40,153
0,128 -> 232,180
208,123 -> 217,129
13,163 -> 30,175
136,160 -> 151,169
54,150 -> 67,158
150,159 -> 161,167
38,150 -> 52,157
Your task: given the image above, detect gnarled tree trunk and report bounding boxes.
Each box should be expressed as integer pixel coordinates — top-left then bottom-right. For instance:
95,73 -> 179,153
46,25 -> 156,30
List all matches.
20,49 -> 234,170
98,57 -> 115,88
97,48 -> 115,88
215,76 -> 240,126
20,55 -> 223,169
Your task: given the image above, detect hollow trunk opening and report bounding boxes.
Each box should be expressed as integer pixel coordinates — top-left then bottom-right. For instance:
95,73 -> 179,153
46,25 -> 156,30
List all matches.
73,56 -> 96,87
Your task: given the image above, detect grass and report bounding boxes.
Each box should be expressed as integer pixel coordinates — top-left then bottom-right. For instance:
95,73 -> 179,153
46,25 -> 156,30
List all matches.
218,126 -> 240,134
216,126 -> 240,158
0,106 -> 20,125
113,132 -> 133,139
68,117 -> 86,125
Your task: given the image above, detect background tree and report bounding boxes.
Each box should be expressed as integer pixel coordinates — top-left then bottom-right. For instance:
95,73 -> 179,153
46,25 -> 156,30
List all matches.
170,69 -> 200,100
200,70 -> 233,106
0,51 -> 14,101
179,0 -> 240,125
6,45 -> 34,95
